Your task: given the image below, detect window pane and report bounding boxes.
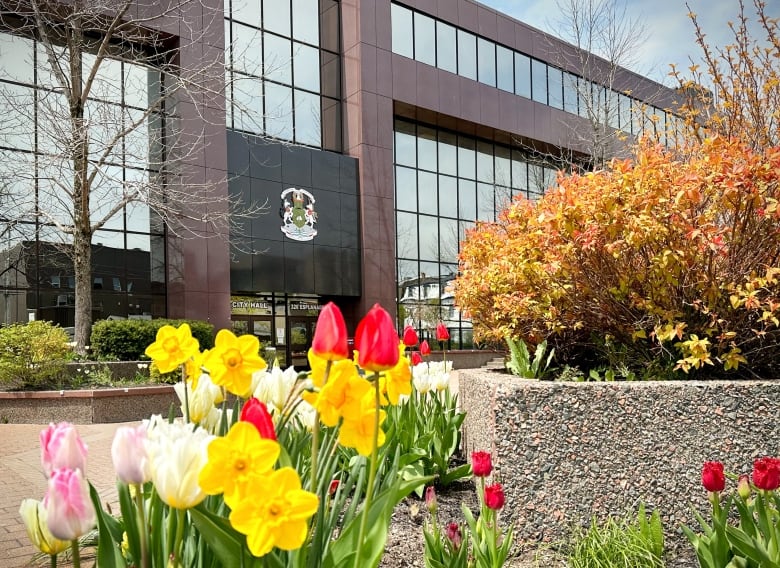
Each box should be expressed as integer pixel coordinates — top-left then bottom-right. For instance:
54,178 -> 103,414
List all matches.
294,89 -> 320,146
232,74 -> 264,132
457,30 -> 476,80
477,38 -> 495,86
263,0 -> 291,36
578,78 -> 590,118
531,59 -> 547,104
562,71 -> 578,114
418,171 -> 437,215
395,165 -> 417,212
414,13 -> 436,67
232,22 -> 263,76
511,153 -> 527,190
607,89 -> 619,129
391,3 -> 414,58
496,45 -> 513,92
293,42 -> 320,92
514,53 -> 531,98
292,0 -> 319,45
394,120 -> 416,167
458,179 -> 476,220
477,182 -> 494,221
417,125 -> 437,170
125,63 -> 152,109
436,22 -> 457,74
548,66 -> 563,109
265,82 -> 293,140
232,0 -> 261,25
439,218 -> 458,263
619,93 -> 632,132
0,83 -> 34,150
438,175 -> 458,218
264,33 -> 292,84
476,141 -> 493,183
438,130 -> 457,176
494,145 -> 511,187
0,33 -> 34,84
396,211 -> 418,259
457,136 -> 475,179
418,214 -> 439,261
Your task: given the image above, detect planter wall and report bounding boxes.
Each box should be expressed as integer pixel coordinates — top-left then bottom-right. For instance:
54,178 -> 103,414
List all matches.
0,385 -> 177,424
459,369 -> 780,563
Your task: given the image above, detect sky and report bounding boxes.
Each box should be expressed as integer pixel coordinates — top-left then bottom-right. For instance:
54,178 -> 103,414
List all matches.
479,0 -> 780,86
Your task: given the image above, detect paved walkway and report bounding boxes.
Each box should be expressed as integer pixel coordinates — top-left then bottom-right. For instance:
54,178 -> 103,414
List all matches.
0,422 -> 136,567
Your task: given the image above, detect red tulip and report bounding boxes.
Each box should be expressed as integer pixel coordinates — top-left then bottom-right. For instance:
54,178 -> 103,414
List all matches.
328,479 -> 340,496
354,304 -> 399,372
436,322 -> 450,342
240,398 -> 277,441
471,450 -> 493,477
411,351 -> 423,366
424,485 -> 437,513
484,483 -> 505,510
312,302 -> 349,360
402,325 -> 419,347
446,522 -> 462,549
753,457 -> 780,491
701,461 -> 725,493
420,340 -> 431,356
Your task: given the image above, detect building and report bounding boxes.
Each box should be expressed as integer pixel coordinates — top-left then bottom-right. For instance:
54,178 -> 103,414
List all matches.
0,0 -> 680,364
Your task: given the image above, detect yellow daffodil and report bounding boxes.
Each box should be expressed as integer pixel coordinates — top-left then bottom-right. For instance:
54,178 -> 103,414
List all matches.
302,363 -> 368,427
229,467 -> 318,557
204,330 -> 267,397
184,349 -> 209,390
144,324 -> 200,374
199,421 -> 280,508
19,498 -> 69,556
380,343 -> 412,405
339,390 -> 386,456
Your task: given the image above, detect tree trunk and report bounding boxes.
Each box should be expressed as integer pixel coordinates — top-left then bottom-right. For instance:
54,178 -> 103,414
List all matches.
72,227 -> 92,354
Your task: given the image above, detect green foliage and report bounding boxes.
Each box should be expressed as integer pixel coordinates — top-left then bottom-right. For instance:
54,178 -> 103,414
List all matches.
90,319 -> 215,361
0,321 -> 70,388
567,504 -> 665,568
505,336 -> 555,379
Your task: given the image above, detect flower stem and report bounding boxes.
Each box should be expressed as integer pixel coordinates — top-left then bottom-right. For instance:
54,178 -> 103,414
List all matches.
173,509 -> 186,565
134,483 -> 150,568
311,360 -> 332,492
70,539 -> 80,568
49,553 -> 57,568
353,372 -> 381,568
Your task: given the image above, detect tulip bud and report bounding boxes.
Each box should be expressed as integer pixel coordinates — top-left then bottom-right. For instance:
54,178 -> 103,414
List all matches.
19,498 -> 69,555
111,424 -> 150,485
424,485 -> 437,513
45,468 -> 96,541
240,397 -> 277,441
471,450 -> 493,477
446,522 -> 462,549
737,473 -> 752,499
402,325 -> 419,347
436,322 -> 450,342
484,483 -> 505,511
355,304 -> 400,372
420,340 -> 431,356
411,351 -> 423,366
40,422 -> 88,478
328,479 -> 340,496
312,302 -> 349,360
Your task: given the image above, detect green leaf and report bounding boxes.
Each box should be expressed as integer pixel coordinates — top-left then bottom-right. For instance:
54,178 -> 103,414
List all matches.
88,482 -> 127,567
117,482 -> 141,564
190,504 -> 252,567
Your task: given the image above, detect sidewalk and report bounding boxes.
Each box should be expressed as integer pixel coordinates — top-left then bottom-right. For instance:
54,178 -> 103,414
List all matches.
0,422 -> 135,567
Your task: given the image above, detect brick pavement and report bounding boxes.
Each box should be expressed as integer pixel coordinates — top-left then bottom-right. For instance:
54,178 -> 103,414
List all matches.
0,422 -> 137,567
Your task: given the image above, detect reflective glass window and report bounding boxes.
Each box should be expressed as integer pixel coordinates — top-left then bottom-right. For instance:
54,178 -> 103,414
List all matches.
477,183 -> 494,221
418,214 -> 439,261
232,74 -> 264,132
395,166 -> 417,212
495,185 -> 512,213
264,33 -> 292,84
1,83 -> 34,150
395,120 -> 417,167
514,53 -> 531,98
263,0 -> 291,36
531,59 -> 547,104
476,141 -> 493,183
417,126 -> 437,170
391,3 -> 414,58
458,179 -> 476,219
418,171 -> 438,215
592,84 -> 607,124
293,42 -> 320,92
607,89 -> 619,129
231,0 -> 261,25
548,67 -> 563,109
292,0 -> 319,45
396,212 -> 418,258
562,71 -> 578,114
414,13 -> 436,67
438,175 -> 458,218
457,136 -> 475,179
477,38 -> 496,86
457,30 -> 477,80
294,89 -> 321,146
264,81 -> 294,140
511,153 -> 527,190
494,146 -> 511,188
0,32 -> 34,84
232,22 -> 263,76
438,130 -> 457,176
578,77 -> 590,119
439,218 -> 458,263
619,93 -> 632,132
496,45 -> 513,92
436,22 -> 457,74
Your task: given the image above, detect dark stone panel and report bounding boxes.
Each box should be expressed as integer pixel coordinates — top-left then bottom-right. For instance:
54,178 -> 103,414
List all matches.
341,248 -> 362,297
313,245 -> 343,295
226,130 -> 250,175
281,146 -> 313,187
283,241 -> 316,293
341,194 -> 360,249
339,156 -> 358,194
311,149 -> 341,191
301,188 -> 340,248
252,240 -> 285,291
228,174 -> 251,204
230,247 -> 252,292
249,137 -> 283,181
251,179 -> 285,242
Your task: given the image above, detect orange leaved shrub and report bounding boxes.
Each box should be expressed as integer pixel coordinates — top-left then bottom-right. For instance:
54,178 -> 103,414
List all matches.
455,137 -> 780,379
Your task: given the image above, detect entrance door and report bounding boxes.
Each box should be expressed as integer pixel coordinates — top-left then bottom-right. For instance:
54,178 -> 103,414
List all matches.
288,317 -> 317,369
232,316 -> 274,351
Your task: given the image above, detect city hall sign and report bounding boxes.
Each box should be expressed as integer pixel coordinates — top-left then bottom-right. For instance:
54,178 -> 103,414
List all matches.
280,188 -> 318,241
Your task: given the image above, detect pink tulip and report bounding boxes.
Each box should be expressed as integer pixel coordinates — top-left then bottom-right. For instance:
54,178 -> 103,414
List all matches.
45,468 -> 96,540
111,425 -> 150,485
40,422 -> 88,478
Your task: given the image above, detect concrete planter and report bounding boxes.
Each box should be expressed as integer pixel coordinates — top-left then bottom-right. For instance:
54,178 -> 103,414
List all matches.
459,369 -> 780,563
0,385 -> 177,424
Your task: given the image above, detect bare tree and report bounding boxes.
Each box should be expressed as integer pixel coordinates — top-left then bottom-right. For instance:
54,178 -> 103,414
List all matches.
0,0 -> 263,352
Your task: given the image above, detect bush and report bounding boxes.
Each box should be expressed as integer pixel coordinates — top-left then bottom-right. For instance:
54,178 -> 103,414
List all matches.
0,321 -> 70,388
455,138 -> 780,379
91,319 -> 215,361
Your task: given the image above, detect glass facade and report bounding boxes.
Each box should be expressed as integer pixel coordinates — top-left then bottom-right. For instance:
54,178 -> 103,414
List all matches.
0,30 -> 166,327
390,2 -> 677,139
225,0 -> 342,151
394,118 -> 557,348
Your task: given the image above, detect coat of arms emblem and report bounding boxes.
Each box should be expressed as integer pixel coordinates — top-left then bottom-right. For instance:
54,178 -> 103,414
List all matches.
280,188 -> 318,241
